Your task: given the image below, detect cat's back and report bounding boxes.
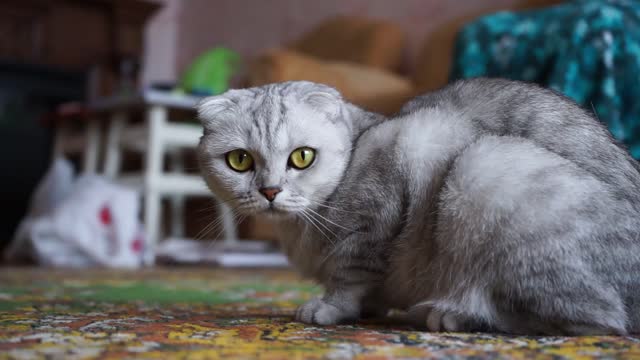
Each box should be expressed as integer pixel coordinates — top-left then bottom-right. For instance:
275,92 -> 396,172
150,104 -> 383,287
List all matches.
351,105 -> 476,184
400,78 -> 640,204
401,77 -> 567,115
350,77 -> 640,216
401,78 -> 604,136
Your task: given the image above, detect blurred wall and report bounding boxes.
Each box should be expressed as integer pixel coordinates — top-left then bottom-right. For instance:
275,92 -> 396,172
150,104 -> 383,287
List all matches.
143,0 -> 551,85
141,0 -> 180,85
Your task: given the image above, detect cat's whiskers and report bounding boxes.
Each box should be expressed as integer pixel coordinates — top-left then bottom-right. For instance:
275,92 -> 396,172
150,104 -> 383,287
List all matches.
194,197 -> 243,244
305,207 -> 362,233
194,203 -> 239,240
194,195 -> 245,216
303,209 -> 340,241
194,213 -> 227,242
205,208 -> 246,250
308,199 -> 367,216
198,204 -> 240,240
195,202 -> 219,214
299,209 -> 337,246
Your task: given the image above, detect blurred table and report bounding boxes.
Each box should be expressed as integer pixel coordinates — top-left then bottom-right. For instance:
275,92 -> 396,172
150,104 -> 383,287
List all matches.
55,90 -> 239,265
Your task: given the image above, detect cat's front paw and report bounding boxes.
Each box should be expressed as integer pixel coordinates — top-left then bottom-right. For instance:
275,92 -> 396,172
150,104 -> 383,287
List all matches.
295,298 -> 351,325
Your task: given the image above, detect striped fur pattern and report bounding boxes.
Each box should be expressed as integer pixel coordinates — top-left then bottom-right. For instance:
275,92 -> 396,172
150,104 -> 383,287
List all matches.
197,79 -> 640,335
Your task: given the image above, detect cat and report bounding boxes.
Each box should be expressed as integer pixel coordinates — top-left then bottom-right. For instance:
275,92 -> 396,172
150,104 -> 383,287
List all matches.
196,78 -> 640,335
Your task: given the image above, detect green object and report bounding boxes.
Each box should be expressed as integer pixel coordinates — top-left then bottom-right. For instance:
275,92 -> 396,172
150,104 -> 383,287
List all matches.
179,47 -> 241,95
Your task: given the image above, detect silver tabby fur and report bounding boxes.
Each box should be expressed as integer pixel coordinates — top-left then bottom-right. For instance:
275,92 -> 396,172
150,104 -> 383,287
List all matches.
197,78 -> 640,335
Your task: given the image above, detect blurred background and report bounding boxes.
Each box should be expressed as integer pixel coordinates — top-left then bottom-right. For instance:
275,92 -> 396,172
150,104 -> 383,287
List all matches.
2,0 -> 639,269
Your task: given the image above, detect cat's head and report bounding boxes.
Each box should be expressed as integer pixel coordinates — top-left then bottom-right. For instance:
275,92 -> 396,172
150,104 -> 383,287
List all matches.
197,81 -> 374,218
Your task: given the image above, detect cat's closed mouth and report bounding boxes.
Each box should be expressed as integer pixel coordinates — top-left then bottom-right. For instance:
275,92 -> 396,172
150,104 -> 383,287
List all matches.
265,203 -> 288,216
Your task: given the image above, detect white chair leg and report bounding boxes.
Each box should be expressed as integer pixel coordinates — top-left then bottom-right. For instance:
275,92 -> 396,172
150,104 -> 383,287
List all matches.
143,190 -> 161,266
104,112 -> 126,178
143,105 -> 166,265
218,202 -> 238,246
169,149 -> 185,238
82,118 -> 101,174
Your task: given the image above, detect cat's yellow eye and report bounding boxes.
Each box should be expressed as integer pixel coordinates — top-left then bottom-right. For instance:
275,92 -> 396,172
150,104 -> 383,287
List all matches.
289,147 -> 316,170
226,149 -> 254,172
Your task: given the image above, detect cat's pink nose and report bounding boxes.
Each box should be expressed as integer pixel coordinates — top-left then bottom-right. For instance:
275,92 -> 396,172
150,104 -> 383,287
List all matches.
259,187 -> 282,202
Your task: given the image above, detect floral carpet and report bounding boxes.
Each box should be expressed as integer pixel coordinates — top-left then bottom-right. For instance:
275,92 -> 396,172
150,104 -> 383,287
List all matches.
1,267 -> 639,359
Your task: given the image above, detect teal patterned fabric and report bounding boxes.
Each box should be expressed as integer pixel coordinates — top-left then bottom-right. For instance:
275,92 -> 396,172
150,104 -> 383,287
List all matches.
450,0 -> 640,159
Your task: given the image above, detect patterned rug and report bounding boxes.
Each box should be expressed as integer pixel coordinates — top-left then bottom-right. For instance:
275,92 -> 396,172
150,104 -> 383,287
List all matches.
1,267 -> 639,359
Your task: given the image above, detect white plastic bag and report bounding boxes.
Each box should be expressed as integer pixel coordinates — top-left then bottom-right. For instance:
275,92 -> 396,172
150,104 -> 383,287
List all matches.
5,158 -> 146,268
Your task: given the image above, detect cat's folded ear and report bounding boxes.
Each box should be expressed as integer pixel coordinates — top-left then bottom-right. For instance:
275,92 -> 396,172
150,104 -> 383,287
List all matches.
298,82 -> 343,119
196,89 -> 252,125
197,90 -> 245,125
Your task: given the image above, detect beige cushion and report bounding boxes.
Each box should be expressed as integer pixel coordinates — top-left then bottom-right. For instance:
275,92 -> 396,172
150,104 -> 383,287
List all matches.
291,15 -> 405,72
249,49 -> 413,114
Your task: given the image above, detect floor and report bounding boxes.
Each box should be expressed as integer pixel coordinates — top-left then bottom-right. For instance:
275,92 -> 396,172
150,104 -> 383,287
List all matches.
1,267 -> 639,359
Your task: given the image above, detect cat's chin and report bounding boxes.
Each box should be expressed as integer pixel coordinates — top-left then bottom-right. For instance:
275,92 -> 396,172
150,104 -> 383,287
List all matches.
238,205 -> 300,220
262,207 -> 298,220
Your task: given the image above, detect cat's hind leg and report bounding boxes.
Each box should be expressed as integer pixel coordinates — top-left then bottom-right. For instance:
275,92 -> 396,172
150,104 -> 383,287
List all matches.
420,136 -> 628,335
404,303 -> 489,332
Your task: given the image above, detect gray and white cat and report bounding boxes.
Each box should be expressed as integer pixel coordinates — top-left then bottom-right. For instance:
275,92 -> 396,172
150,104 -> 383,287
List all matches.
197,78 -> 640,335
